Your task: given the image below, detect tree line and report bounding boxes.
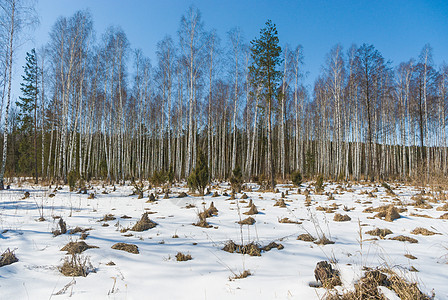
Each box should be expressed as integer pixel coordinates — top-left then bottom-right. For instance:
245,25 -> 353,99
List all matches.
0,2 -> 447,188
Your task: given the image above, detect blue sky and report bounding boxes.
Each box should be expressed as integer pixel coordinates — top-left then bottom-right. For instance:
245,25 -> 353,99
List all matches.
13,0 -> 448,97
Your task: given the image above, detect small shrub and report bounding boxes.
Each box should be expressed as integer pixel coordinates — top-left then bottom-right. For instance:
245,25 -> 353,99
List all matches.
187,150 -> 209,195
67,170 -> 80,192
291,170 -> 302,187
230,165 -> 243,193
150,170 -> 167,187
315,175 -> 324,194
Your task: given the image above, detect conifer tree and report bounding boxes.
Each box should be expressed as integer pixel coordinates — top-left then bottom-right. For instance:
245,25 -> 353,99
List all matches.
249,20 -> 282,189
16,48 -> 39,182
187,149 -> 209,195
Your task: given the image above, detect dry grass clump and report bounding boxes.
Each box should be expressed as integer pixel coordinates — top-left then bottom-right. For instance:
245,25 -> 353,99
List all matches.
412,197 -> 433,209
98,214 -> 116,222
131,212 -> 157,231
390,235 -> 418,243
58,254 -> 94,277
365,228 -> 393,238
200,202 -> 218,218
223,241 -> 261,256
440,213 -> 448,219
243,203 -> 259,215
410,227 -> 438,236
146,193 -> 156,202
374,205 -> 401,222
326,268 -> 431,300
0,249 -> 18,267
194,207 -> 213,228
52,218 -> 67,236
111,243 -> 139,254
314,261 -> 341,289
230,270 -> 251,280
278,217 -> 301,224
316,206 -> 336,213
410,212 -> 433,219
274,199 -> 286,207
314,235 -> 335,245
193,203 -> 218,228
333,213 -> 351,222
436,203 -> 448,211
175,252 -> 192,261
222,240 -> 283,256
69,226 -> 92,234
61,241 -> 98,254
297,233 -> 315,242
241,193 -> 248,199
177,192 -> 188,198
238,217 -> 256,225
261,242 -> 284,251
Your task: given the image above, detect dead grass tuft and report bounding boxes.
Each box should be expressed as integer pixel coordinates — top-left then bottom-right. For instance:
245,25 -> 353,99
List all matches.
52,218 -> 67,236
365,228 -> 393,238
223,241 -> 261,256
314,261 -> 341,289
0,249 -> 18,267
390,235 -> 418,243
410,227 -> 438,236
222,240 -> 283,256
333,213 -> 351,222
58,254 -> 94,277
175,252 -> 192,261
131,212 -> 157,231
436,203 -> 448,211
230,270 -> 251,280
440,213 -> 448,219
98,214 -> 115,222
243,203 -> 259,215
326,268 -> 432,300
111,243 -> 139,254
374,205 -> 401,222
314,235 -> 335,245
61,241 -> 98,254
278,217 -> 301,224
297,233 -> 315,242
238,217 -> 256,225
274,199 -> 287,207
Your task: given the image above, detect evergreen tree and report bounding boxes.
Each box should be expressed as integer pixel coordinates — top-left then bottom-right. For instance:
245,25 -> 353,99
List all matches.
187,149 -> 209,195
249,20 -> 282,189
16,48 -> 39,182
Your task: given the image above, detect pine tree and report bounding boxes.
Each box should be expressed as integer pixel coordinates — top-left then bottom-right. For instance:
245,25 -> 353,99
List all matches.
187,149 -> 209,195
16,48 -> 39,182
249,20 -> 282,189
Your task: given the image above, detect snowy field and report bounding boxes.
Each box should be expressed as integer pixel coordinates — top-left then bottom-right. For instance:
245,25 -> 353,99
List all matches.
0,181 -> 447,299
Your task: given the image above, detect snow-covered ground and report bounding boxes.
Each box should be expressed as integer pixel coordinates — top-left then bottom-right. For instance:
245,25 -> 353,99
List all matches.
0,181 -> 447,299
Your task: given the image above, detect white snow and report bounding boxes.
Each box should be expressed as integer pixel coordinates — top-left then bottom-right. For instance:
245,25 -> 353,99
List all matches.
0,181 -> 447,299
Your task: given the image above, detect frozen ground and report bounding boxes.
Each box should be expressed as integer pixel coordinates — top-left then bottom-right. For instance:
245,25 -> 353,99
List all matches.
0,181 -> 447,299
